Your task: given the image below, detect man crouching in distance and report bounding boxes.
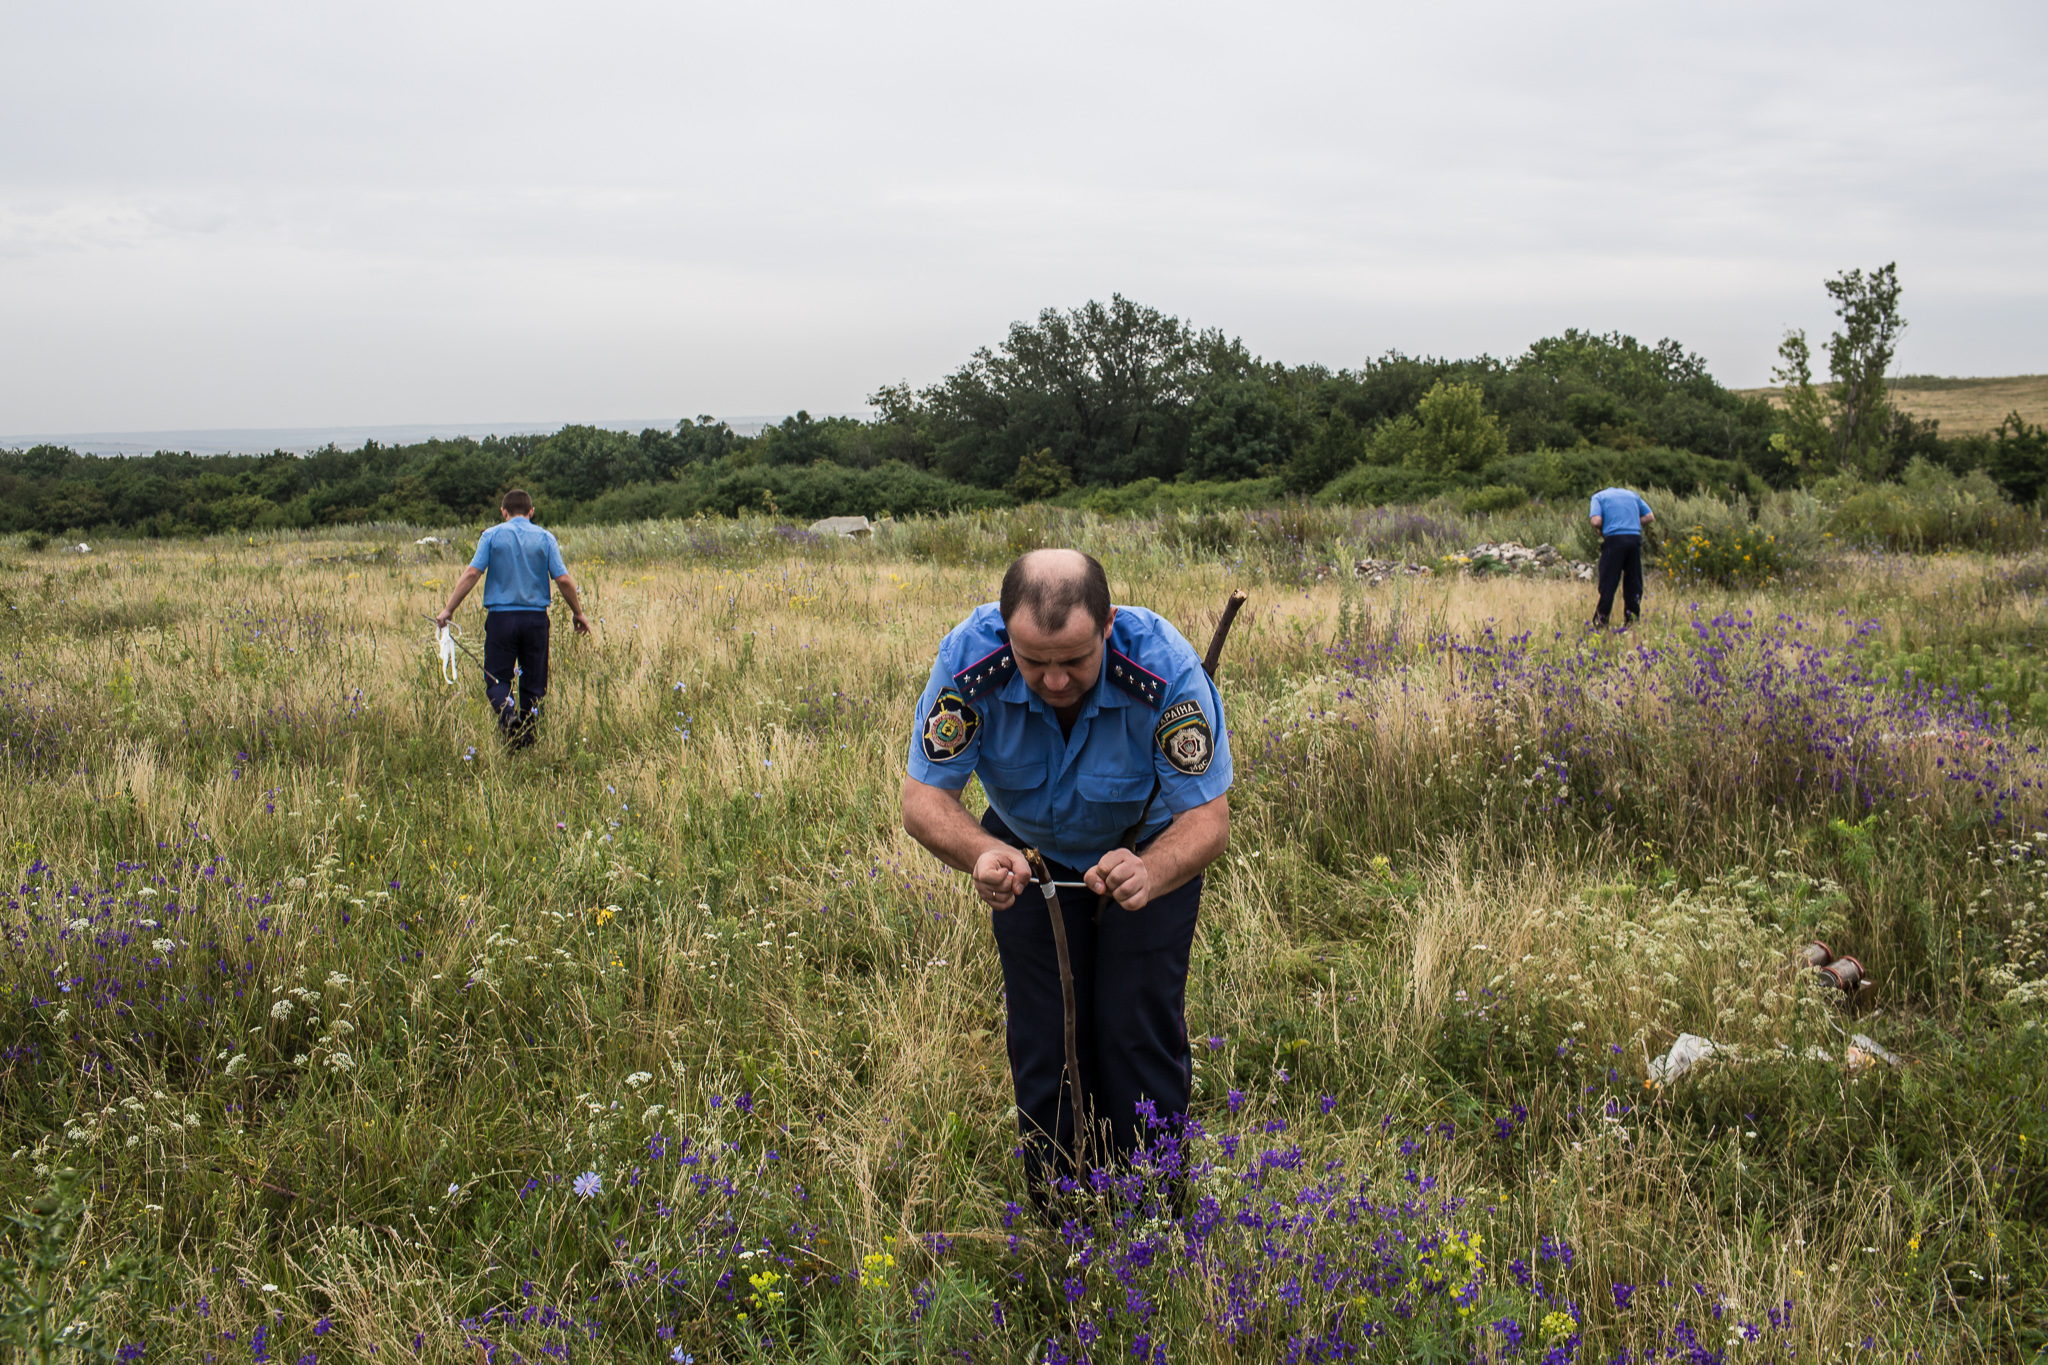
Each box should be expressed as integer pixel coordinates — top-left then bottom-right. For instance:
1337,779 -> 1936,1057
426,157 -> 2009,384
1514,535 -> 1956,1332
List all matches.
434,490 -> 591,748
901,548 -> 1232,1196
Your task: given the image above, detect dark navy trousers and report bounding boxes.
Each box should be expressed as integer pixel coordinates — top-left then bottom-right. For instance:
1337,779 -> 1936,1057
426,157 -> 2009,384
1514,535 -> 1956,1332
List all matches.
1594,534 -> 1644,625
981,808 -> 1201,1188
483,610 -> 549,744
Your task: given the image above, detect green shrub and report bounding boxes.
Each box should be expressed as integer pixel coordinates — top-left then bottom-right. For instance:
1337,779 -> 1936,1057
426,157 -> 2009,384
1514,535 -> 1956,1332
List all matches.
1483,446 -> 1754,501
1315,464 -> 1459,507
1007,448 -> 1074,500
1459,483 -> 1528,514
1660,521 -> 1789,587
1365,414 -> 1422,468
1058,476 -> 1279,516
1626,491 -> 1829,586
1821,458 -> 2045,552
1159,510 -> 1244,555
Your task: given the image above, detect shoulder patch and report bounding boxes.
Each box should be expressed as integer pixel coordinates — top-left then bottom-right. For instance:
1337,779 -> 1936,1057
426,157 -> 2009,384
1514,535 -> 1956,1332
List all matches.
1156,699 -> 1214,776
921,689 -> 980,763
1106,648 -> 1167,707
952,644 -> 1014,702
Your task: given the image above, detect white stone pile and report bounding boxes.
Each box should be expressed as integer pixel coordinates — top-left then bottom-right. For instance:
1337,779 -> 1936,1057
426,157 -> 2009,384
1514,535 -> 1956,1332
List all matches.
1352,558 -> 1436,585
1463,542 -> 1595,581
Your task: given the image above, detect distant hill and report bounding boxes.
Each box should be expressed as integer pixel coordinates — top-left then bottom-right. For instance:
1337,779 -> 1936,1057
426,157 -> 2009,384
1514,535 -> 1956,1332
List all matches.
1735,374 -> 2048,435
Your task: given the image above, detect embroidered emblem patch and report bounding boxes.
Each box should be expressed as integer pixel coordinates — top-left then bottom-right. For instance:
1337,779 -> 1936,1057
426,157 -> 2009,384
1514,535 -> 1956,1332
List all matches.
921,690 -> 980,762
1155,699 -> 1213,776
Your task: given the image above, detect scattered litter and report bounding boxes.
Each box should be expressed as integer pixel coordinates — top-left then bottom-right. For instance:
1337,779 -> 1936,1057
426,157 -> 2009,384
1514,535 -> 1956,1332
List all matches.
415,536 -> 446,545
436,625 -> 459,684
1799,942 -> 1877,1003
1648,1033 -> 1722,1084
1846,1034 -> 1903,1070
66,542 -> 92,554
809,515 -> 873,539
1649,1027 -> 1904,1087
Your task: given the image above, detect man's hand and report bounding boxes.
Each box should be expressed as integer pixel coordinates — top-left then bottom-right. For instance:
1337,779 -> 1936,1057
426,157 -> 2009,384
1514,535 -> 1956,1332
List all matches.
556,575 -> 592,635
438,566 -> 483,629
1085,848 -> 1151,910
972,846 -> 1032,911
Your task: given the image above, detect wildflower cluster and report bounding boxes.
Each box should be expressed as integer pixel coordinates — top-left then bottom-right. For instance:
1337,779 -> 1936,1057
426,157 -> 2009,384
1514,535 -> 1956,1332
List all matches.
860,1247 -> 897,1291
1661,523 -> 1787,587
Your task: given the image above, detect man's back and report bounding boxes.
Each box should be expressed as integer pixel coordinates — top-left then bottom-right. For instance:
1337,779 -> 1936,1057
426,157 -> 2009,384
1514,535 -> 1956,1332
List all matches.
1590,487 -> 1650,537
472,517 -> 567,611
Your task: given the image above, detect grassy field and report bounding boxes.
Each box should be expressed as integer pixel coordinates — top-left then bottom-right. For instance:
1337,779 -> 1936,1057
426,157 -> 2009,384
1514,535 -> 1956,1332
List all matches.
2,506 -> 2046,1363
1736,375 -> 2048,435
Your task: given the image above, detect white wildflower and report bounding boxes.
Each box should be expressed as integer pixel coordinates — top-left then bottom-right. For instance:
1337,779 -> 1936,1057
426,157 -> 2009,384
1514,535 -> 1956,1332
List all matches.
270,999 -> 294,1020
624,1071 -> 653,1090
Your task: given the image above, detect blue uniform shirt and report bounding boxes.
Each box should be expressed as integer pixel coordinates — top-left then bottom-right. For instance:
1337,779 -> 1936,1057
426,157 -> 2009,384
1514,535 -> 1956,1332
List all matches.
908,603 -> 1234,870
1589,487 -> 1652,537
470,516 -> 569,611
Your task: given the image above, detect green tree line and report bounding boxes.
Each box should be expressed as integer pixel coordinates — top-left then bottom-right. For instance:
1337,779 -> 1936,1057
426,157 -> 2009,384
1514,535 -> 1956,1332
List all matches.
6,279 -> 2045,538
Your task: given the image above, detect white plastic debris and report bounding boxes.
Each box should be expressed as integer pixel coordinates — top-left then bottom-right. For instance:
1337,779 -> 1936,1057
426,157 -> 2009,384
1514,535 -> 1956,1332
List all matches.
808,515 -> 873,538
1648,1033 -> 1722,1084
415,535 -> 445,545
437,625 -> 459,684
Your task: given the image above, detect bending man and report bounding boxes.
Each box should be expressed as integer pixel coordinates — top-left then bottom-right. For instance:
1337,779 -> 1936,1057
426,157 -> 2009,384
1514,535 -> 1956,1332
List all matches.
434,490 -> 591,747
1589,484 -> 1655,632
901,549 -> 1231,1196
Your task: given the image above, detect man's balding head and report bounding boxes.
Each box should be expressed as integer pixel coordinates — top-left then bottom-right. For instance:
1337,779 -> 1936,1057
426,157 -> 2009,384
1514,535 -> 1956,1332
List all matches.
1000,549 -> 1111,634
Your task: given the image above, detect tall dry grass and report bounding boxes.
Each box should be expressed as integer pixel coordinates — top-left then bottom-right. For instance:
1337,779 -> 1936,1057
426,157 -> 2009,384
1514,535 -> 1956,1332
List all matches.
0,519 -> 2039,1360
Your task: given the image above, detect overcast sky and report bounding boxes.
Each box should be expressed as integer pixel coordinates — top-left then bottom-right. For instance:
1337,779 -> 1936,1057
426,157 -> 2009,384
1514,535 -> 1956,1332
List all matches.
3,0 -> 2044,435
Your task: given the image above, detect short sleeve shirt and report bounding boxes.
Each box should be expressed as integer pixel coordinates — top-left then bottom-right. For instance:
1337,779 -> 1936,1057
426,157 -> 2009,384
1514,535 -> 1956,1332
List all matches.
1589,488 -> 1651,537
907,603 -> 1234,869
470,517 -> 568,611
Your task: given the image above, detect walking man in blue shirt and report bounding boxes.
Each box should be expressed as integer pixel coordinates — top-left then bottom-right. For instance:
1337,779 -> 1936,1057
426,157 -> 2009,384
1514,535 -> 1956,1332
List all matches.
901,549 -> 1231,1198
434,490 -> 591,748
1589,485 -> 1655,632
